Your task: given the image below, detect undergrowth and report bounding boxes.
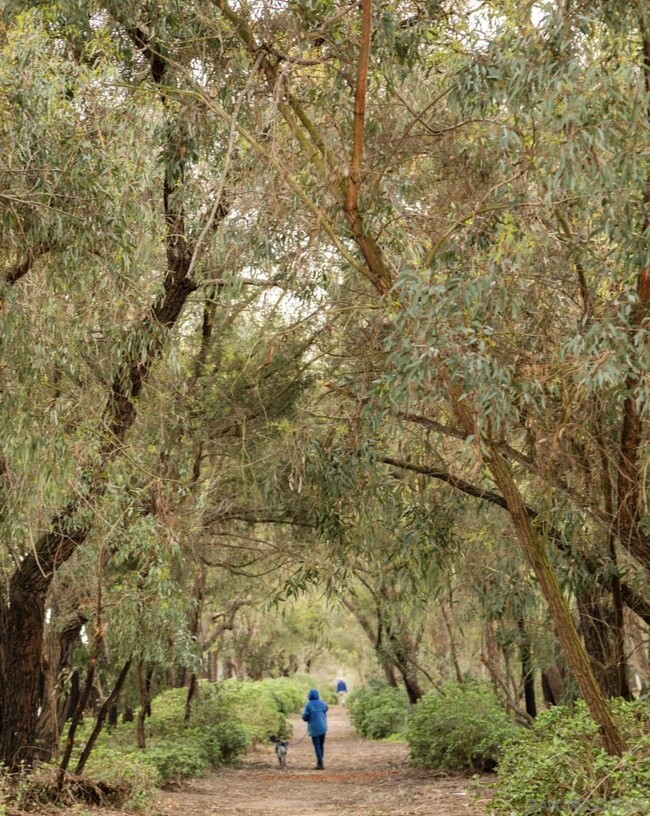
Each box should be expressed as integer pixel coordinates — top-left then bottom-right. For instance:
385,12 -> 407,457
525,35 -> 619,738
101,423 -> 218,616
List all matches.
407,680 -> 519,772
1,675 -> 316,811
489,699 -> 650,816
348,679 -> 519,772
347,684 -> 410,740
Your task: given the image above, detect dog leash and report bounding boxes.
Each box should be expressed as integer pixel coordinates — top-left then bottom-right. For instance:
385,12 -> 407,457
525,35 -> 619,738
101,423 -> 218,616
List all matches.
289,729 -> 310,747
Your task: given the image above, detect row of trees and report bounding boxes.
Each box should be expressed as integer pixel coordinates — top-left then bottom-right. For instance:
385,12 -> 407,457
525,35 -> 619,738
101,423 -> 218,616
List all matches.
0,0 -> 649,771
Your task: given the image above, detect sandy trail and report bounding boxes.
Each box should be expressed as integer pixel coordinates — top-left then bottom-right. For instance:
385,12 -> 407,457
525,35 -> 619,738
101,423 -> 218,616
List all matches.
152,706 -> 490,816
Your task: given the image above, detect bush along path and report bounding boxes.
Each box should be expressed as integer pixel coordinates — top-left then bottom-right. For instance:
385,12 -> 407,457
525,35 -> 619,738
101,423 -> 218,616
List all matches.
151,707 -> 489,816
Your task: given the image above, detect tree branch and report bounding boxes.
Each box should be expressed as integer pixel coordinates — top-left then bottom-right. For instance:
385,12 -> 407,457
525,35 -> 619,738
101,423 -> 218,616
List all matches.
380,454 -> 650,627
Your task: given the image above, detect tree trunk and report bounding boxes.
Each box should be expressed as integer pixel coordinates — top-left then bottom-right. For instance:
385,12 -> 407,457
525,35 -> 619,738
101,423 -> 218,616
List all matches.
487,446 -> 625,756
483,620 -> 502,693
595,411 -> 633,701
184,673 -> 197,724
440,603 -> 463,684
385,627 -> 423,703
108,704 -> 119,731
614,17 -> 650,571
541,672 -> 556,706
577,586 -> 630,699
608,556 -> 632,700
136,660 -> 149,749
517,618 -> 537,718
380,660 -> 398,687
62,670 -> 80,724
208,651 -> 218,682
183,566 -> 206,723
144,666 -> 154,718
58,630 -> 103,788
0,587 -> 47,769
36,612 -> 86,762
626,610 -> 650,694
401,672 -> 422,704
75,658 -> 131,775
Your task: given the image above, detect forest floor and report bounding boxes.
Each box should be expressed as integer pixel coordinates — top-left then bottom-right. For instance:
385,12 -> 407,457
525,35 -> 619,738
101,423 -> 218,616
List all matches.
150,707 -> 491,816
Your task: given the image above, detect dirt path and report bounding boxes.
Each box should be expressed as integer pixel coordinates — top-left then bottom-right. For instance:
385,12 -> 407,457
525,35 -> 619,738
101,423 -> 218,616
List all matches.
152,707 -> 490,816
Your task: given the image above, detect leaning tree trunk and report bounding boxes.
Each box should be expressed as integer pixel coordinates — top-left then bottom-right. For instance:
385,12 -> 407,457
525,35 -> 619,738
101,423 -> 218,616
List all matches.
440,603 -> 464,685
486,446 -> 626,756
75,658 -> 132,775
57,628 -> 104,789
381,659 -> 399,688
385,626 -> 424,704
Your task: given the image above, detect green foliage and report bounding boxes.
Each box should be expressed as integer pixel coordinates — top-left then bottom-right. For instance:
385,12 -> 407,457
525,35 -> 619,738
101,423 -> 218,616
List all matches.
139,739 -> 209,786
489,700 -> 650,816
212,680 -> 287,742
84,749 -> 160,809
256,676 -> 313,715
406,681 -> 519,772
348,684 -> 410,739
3,0 -> 649,803
204,722 -> 248,765
73,678 -> 310,805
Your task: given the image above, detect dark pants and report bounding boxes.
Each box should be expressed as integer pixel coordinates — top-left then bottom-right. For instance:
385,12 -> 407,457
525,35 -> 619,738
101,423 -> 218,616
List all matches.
311,733 -> 326,766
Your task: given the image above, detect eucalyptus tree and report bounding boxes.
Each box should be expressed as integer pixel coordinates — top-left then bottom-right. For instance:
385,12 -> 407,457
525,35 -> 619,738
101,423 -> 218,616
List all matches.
278,432 -> 462,701
0,0 -> 275,768
38,271 -> 317,759
183,0 -> 650,755
2,0 -> 650,769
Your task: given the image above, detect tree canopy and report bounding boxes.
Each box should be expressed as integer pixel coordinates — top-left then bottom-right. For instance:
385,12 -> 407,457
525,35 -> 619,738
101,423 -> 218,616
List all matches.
0,0 -> 649,771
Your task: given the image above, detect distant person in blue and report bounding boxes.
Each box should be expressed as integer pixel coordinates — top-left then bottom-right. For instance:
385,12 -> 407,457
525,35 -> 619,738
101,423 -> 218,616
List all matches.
336,678 -> 348,707
302,688 -> 328,770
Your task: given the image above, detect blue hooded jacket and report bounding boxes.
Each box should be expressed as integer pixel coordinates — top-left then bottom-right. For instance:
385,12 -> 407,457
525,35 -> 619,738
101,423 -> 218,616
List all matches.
302,689 -> 328,737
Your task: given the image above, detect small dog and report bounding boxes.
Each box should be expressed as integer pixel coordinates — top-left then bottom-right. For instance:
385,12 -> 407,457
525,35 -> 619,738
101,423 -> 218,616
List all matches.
269,735 -> 289,769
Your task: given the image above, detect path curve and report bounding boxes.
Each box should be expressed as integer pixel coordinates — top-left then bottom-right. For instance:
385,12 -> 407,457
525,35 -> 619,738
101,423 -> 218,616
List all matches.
153,707 -> 489,816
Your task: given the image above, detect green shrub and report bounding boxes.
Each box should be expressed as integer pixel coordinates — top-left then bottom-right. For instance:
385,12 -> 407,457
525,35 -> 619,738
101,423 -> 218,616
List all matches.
406,680 -> 518,772
320,687 -> 339,706
214,680 -> 288,741
85,749 -> 160,809
1,678 -> 307,811
206,721 -> 249,764
348,685 -> 410,739
71,681 -> 258,798
489,699 -> 650,816
257,676 -> 311,714
139,739 -> 209,785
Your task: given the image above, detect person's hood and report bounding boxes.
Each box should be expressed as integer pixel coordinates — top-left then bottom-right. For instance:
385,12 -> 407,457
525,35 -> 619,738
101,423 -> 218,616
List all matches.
308,689 -> 320,701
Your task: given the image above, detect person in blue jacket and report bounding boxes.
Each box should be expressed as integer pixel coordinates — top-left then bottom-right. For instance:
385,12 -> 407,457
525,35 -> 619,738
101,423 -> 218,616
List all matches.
302,688 -> 328,770
336,678 -> 348,706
